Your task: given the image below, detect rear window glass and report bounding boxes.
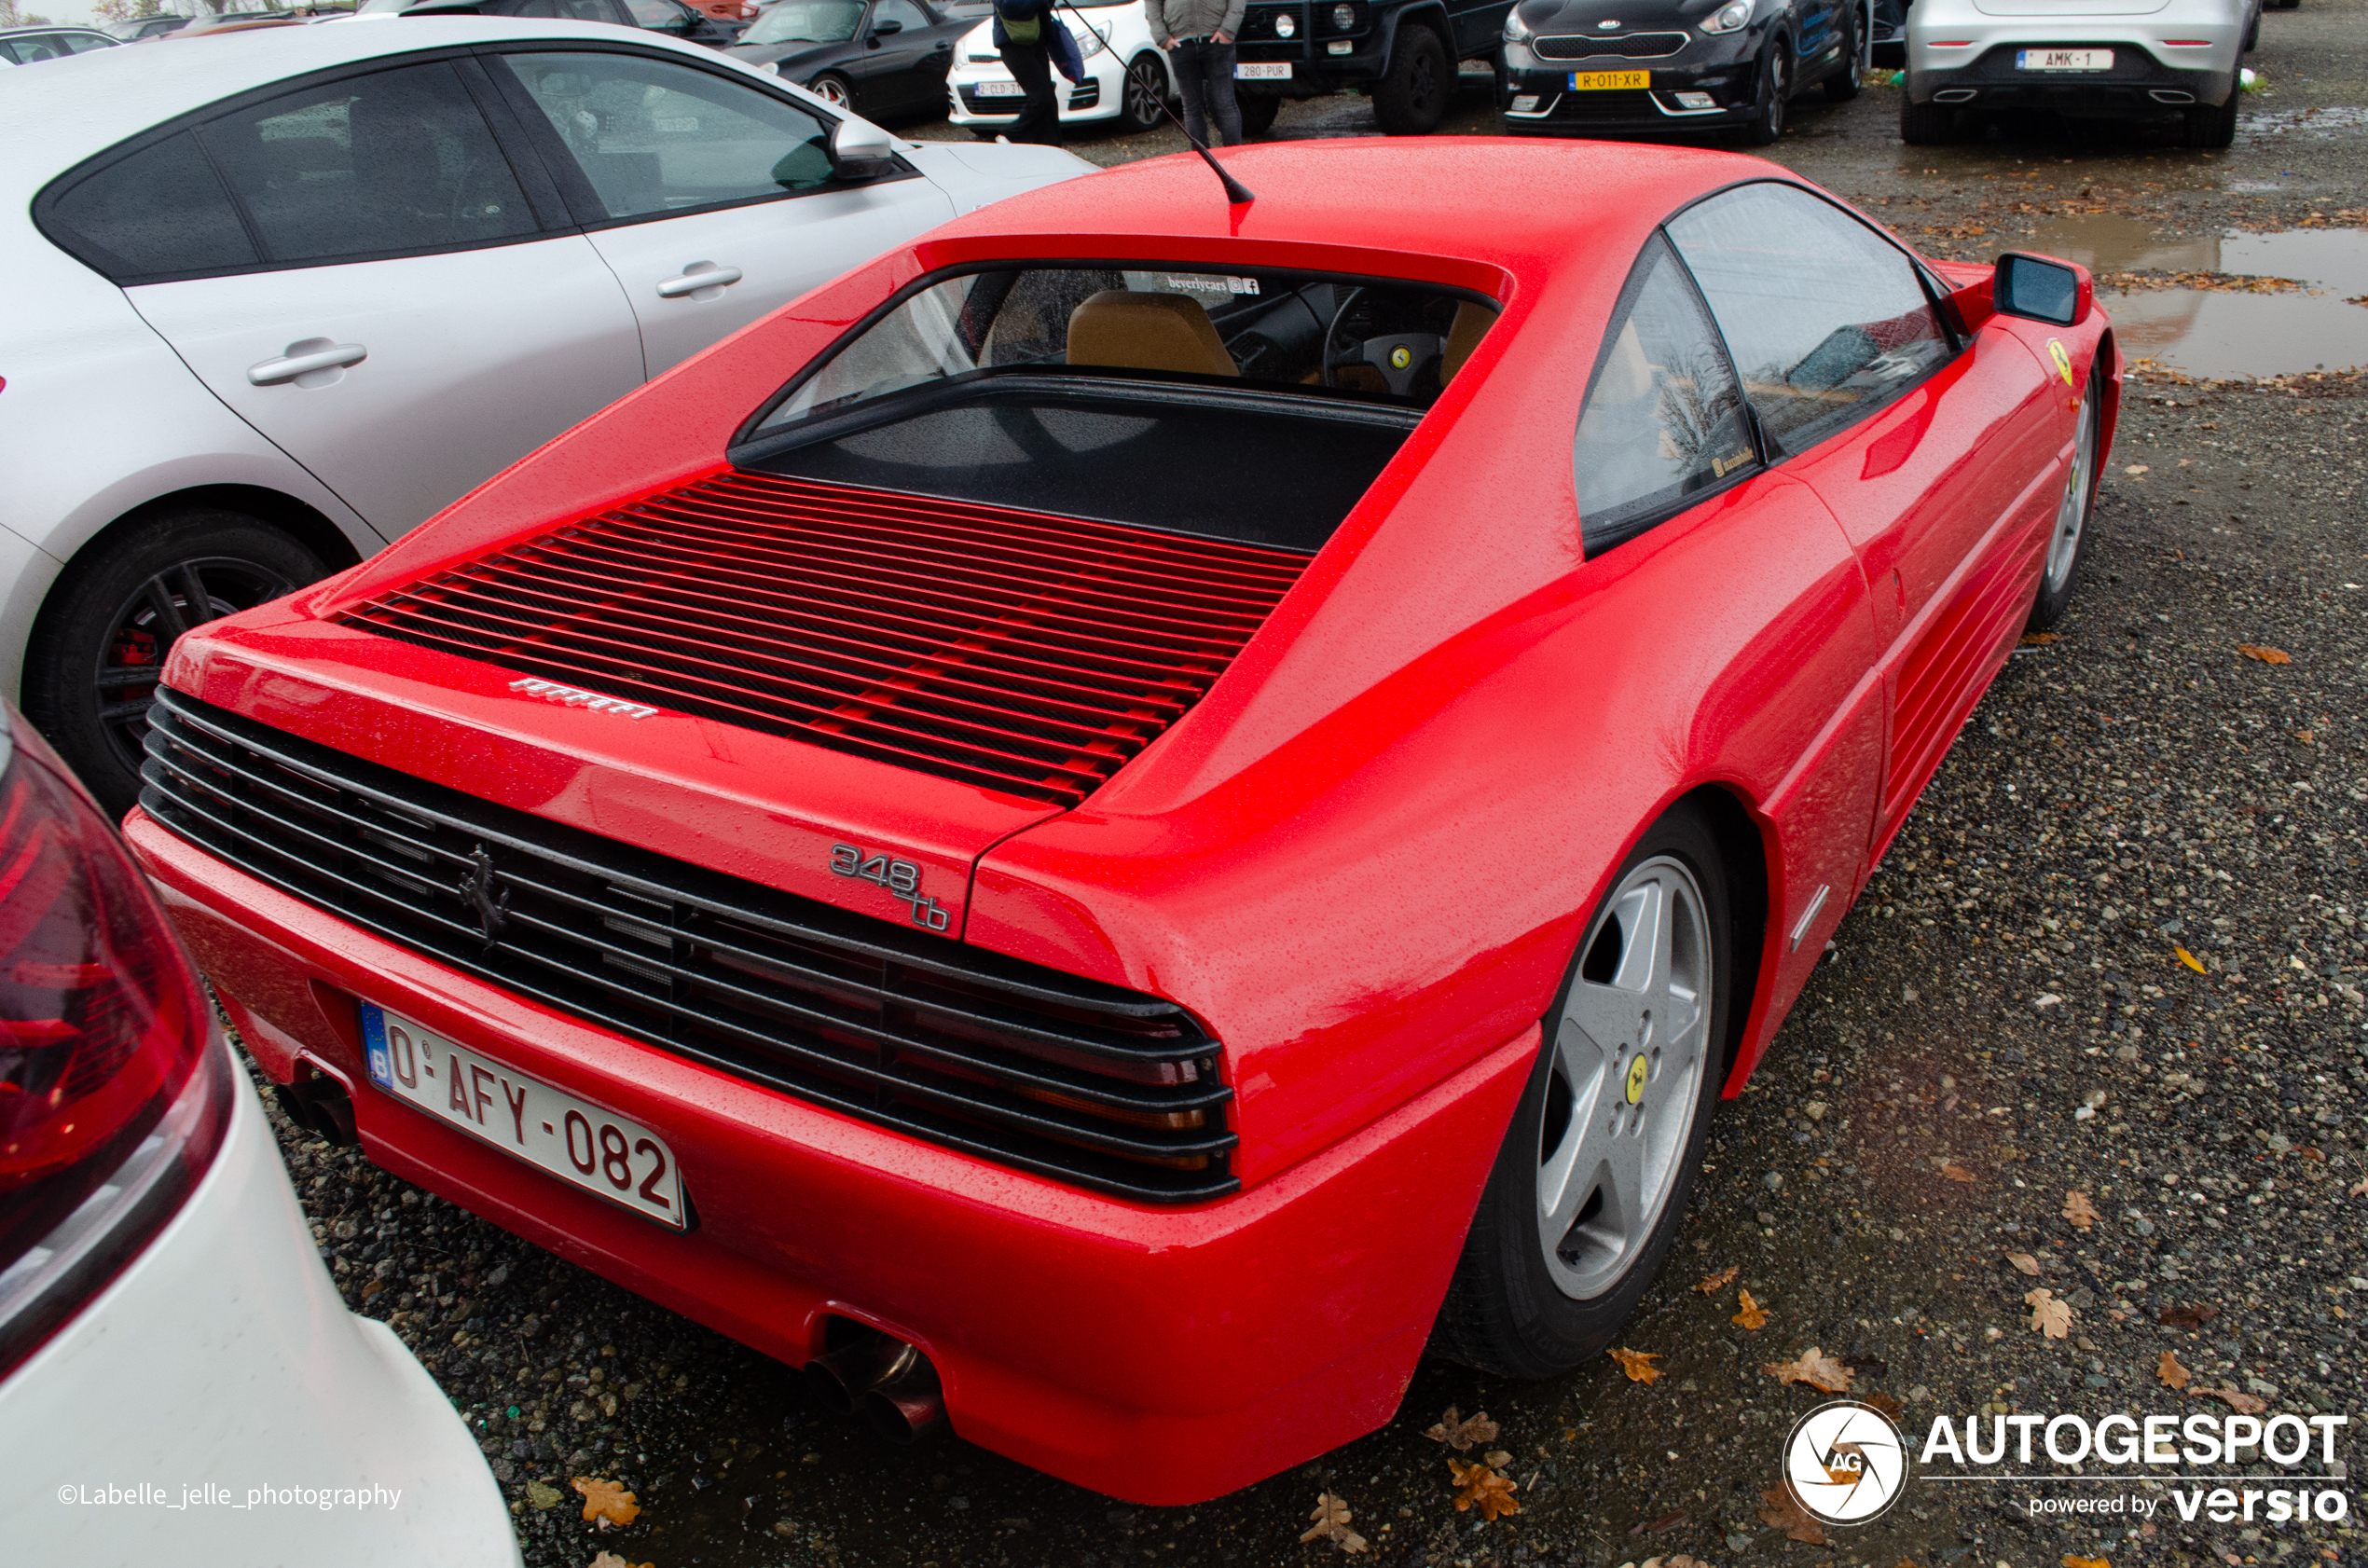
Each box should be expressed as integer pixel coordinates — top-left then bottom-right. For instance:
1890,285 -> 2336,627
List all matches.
751,264 -> 1500,434
44,132 -> 259,282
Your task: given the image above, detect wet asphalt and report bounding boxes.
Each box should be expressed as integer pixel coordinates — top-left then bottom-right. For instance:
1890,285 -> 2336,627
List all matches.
247,4 -> 2368,1564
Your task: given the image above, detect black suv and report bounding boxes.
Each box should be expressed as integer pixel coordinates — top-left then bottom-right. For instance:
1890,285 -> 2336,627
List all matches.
1232,0 -> 1515,134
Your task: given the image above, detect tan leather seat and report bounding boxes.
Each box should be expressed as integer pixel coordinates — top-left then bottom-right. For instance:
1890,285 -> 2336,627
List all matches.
1441,300 -> 1497,383
1066,290 -> 1238,378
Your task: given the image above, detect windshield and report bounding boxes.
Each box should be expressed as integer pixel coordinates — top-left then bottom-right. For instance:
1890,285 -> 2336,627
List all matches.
755,264 -> 1498,433
739,0 -> 865,45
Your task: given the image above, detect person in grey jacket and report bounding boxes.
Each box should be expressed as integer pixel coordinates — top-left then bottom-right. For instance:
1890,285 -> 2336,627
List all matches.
1148,0 -> 1248,145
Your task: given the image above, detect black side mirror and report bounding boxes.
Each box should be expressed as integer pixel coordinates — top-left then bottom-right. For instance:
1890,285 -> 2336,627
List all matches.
827,116 -> 897,181
1993,252 -> 2090,327
870,16 -> 902,32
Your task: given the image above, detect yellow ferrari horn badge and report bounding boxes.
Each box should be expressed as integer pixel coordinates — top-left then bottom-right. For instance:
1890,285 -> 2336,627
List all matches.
1625,1052 -> 1649,1105
1390,345 -> 1413,370
2047,338 -> 2076,388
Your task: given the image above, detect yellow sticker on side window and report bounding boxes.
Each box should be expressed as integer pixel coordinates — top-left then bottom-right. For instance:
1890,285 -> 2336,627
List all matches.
1570,69 -> 1650,90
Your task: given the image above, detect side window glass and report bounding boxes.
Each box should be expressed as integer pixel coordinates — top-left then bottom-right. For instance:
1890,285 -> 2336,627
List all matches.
874,0 -> 929,28
503,50 -> 838,220
43,132 -> 260,282
1666,182 -> 1951,457
195,62 -> 537,265
1573,234 -> 1755,551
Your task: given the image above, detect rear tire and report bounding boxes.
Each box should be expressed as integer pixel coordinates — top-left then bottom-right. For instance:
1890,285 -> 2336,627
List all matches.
1739,43 -> 1787,145
1824,3 -> 1864,100
1371,24 -> 1450,134
1237,90 -> 1281,135
1431,805 -> 1735,1380
23,508 -> 327,818
807,71 -> 853,108
2182,79 -> 2238,148
1900,92 -> 1956,144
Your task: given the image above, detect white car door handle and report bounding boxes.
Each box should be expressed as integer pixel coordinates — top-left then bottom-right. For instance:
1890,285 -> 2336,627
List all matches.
655,263 -> 744,298
247,342 -> 368,385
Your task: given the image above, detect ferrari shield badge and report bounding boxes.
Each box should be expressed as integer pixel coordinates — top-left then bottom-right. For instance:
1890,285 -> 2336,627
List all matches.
2046,338 -> 2075,387
1625,1052 -> 1649,1105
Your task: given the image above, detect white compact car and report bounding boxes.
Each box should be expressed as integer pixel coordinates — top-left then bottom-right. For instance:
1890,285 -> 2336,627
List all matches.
945,0 -> 1176,135
0,704 -> 517,1564
0,19 -> 1090,818
1904,0 -> 2257,147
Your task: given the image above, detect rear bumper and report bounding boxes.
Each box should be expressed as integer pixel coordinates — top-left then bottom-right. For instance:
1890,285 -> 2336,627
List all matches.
127,806 -> 1533,1505
1909,34 -> 2238,112
1,1042 -> 516,1564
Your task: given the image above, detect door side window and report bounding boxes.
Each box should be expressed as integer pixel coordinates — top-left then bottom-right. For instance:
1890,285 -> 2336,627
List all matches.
40,132 -> 260,283
500,50 -> 839,223
874,0 -> 929,29
195,62 -> 539,265
1666,182 -> 1952,458
1573,233 -> 1756,554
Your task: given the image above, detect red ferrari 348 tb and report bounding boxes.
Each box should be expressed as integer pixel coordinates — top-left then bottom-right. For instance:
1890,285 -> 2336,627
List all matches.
125,139 -> 2114,1504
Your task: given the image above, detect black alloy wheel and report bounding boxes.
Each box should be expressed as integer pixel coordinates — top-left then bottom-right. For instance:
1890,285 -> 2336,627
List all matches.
1120,50 -> 1166,131
1741,43 -> 1787,144
1372,23 -> 1450,134
23,508 -> 326,817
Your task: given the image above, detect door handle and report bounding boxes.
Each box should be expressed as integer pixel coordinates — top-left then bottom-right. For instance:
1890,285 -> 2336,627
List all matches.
247,341 -> 367,386
654,262 -> 745,298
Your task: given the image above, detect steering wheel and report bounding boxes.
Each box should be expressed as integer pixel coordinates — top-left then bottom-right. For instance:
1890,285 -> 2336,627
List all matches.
1321,286 -> 1445,398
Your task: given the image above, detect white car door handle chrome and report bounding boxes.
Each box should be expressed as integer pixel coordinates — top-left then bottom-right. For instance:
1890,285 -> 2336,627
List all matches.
655,263 -> 744,298
246,342 -> 368,385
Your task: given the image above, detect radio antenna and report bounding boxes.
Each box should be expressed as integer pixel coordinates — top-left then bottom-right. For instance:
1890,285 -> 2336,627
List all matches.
1047,0 -> 1257,205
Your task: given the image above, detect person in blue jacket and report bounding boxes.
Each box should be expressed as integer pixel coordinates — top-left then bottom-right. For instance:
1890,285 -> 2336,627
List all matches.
991,0 -> 1085,144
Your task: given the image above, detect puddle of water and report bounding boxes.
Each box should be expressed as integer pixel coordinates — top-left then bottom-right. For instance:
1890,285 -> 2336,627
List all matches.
2097,289 -> 2368,378
2239,105 -> 2368,139
2012,220 -> 2368,377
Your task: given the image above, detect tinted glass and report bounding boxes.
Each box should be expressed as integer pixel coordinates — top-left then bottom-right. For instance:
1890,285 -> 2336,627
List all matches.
46,132 -> 260,282
1571,234 -> 1754,547
197,62 -> 536,265
506,51 -> 837,218
8,34 -> 69,60
1666,182 -> 1951,456
64,32 -> 119,51
741,1 -> 866,44
874,0 -> 929,28
625,0 -> 691,23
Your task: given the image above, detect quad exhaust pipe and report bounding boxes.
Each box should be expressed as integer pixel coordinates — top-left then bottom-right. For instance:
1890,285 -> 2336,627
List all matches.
805,1322 -> 945,1445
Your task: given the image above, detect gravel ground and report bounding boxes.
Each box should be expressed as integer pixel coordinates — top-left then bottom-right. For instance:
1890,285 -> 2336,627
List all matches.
241,7 -> 2368,1564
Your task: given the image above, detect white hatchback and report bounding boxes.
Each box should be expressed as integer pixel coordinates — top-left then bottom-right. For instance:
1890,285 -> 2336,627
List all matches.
944,0 -> 1177,135
0,18 -> 1090,818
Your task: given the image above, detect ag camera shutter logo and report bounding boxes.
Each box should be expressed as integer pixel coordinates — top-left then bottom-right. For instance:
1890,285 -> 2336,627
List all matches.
1782,1400 -> 1911,1526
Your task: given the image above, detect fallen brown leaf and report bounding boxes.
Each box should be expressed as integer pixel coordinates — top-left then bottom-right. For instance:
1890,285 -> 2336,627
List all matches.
1864,1390 -> 1904,1419
1764,1347 -> 1854,1393
2237,644 -> 2292,665
1301,1493 -> 1370,1554
1450,1459 -> 1521,1521
2348,1177 -> 2368,1198
572,1477 -> 641,1529
2159,1302 -> 2221,1329
1697,1264 -> 1741,1294
587,1555 -> 652,1568
2027,1287 -> 2073,1339
1760,1486 -> 1830,1546
2196,1383 -> 2267,1415
1425,1406 -> 1500,1452
1733,1290 -> 1770,1330
1610,1347 -> 1664,1384
2063,1556 -> 2112,1568
1941,1162 -> 1976,1184
2157,1350 -> 2192,1391
1630,1509 -> 1690,1535
2175,945 -> 2208,975
2005,1252 -> 2042,1276
2020,632 -> 2060,646
524,1480 -> 562,1511
2063,1190 -> 2100,1229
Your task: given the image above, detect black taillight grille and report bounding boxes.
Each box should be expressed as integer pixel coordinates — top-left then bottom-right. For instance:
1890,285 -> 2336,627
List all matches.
141,690 -> 1235,1203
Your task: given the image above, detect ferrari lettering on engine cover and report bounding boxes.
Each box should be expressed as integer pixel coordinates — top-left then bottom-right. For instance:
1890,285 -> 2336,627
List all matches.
507,678 -> 657,719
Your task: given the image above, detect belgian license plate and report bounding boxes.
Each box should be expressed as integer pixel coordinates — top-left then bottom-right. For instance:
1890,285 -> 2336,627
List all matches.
1236,62 -> 1291,79
975,78 -> 1026,96
363,1003 -> 686,1230
2017,48 -> 2113,71
1571,69 -> 1650,89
